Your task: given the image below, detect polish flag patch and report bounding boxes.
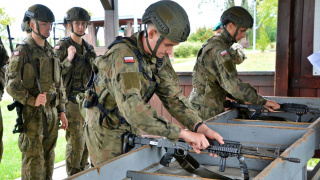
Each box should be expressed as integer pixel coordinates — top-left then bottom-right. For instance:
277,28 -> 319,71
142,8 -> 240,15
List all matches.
220,50 -> 228,56
54,46 -> 60,50
124,56 -> 134,63
13,51 -> 19,56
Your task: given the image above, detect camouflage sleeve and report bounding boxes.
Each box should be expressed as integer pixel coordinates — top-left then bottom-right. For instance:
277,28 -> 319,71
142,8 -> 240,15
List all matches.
205,47 -> 266,105
95,46 -> 182,142
54,42 -> 72,75
0,44 -> 9,98
5,46 -> 36,106
89,45 -> 97,68
56,75 -> 66,112
156,57 -> 201,131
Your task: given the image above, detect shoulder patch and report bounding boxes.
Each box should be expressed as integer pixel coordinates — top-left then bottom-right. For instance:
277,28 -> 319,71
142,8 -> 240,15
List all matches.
220,50 -> 228,56
124,56 -> 134,63
54,46 -> 60,50
13,51 -> 19,56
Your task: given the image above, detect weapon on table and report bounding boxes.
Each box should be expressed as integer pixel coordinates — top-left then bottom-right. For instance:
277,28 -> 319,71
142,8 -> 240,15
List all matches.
6,25 -> 14,53
123,133 -> 300,180
7,100 -> 24,133
224,100 -> 320,123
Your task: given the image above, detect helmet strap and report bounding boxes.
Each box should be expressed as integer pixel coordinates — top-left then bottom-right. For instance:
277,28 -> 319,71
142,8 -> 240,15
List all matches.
223,24 -> 238,43
32,20 -> 48,39
144,24 -> 164,58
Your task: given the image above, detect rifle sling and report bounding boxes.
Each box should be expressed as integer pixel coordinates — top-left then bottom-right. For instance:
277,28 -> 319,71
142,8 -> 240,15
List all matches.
23,45 -> 49,138
174,154 -> 233,180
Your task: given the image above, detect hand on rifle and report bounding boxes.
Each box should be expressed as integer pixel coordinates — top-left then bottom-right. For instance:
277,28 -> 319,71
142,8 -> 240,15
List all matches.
67,45 -> 76,62
35,92 -> 47,107
59,112 -> 68,130
264,100 -> 280,112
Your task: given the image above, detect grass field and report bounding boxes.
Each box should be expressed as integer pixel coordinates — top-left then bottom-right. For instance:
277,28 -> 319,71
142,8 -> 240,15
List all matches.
0,97 -> 66,179
172,50 -> 276,72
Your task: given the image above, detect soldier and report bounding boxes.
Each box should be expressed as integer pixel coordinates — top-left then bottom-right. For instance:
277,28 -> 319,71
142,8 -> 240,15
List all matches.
189,6 -> 280,120
213,22 -> 223,35
0,37 -> 9,163
54,7 -> 96,176
82,0 -> 224,166
5,4 -> 68,179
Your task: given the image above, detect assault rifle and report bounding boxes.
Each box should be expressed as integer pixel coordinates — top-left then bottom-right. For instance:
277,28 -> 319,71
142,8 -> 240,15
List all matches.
7,100 -> 24,133
6,25 -> 14,53
225,100 -> 320,123
123,133 -> 300,179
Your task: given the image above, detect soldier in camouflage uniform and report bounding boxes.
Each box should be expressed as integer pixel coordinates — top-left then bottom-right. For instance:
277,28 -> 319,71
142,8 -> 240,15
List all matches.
54,7 -> 96,176
0,37 -> 9,163
5,4 -> 68,179
82,0 -> 224,167
189,6 -> 280,120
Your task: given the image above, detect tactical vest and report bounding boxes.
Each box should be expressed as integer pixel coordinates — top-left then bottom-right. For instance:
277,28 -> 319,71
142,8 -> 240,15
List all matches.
19,40 -> 61,107
84,36 -> 163,129
61,36 -> 95,102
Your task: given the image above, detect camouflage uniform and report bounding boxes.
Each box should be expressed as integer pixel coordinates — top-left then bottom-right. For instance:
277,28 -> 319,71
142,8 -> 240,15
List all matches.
6,35 -> 66,179
189,30 -> 266,120
84,32 -> 201,166
0,37 -> 9,163
55,37 -> 96,175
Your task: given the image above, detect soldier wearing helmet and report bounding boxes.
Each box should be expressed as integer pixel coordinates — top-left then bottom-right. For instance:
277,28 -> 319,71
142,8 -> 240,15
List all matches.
189,6 -> 280,120
5,4 -> 68,179
81,0 -> 224,166
54,7 -> 95,176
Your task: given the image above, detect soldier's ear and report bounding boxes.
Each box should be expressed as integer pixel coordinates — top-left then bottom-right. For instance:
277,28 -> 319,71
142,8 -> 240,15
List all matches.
148,29 -> 158,40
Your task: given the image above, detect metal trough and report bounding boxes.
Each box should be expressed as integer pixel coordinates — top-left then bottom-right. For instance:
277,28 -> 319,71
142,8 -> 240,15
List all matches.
69,123 -> 315,180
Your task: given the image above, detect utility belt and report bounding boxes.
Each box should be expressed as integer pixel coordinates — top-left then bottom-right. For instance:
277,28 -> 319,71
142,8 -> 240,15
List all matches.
83,89 -> 128,129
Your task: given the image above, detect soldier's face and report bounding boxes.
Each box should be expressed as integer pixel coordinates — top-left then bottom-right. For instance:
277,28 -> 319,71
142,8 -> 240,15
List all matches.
31,21 -> 52,38
70,21 -> 87,35
227,23 -> 248,42
147,28 -> 178,58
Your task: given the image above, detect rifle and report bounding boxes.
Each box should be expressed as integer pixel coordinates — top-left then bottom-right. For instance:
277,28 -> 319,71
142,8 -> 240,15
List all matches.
225,100 -> 320,123
6,25 -> 14,53
7,101 -> 24,133
123,133 -> 300,180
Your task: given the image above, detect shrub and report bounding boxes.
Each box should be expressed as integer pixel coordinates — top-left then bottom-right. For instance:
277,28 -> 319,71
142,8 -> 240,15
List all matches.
174,42 -> 202,58
257,26 -> 270,53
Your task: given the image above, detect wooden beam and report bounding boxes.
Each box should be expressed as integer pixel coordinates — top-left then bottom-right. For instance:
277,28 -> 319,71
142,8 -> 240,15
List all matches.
275,0 -> 292,96
100,0 -> 113,10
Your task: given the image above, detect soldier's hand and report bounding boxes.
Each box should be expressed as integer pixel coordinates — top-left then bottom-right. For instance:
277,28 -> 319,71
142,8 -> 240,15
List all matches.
264,100 -> 280,112
179,129 -> 209,154
195,122 -> 224,157
59,112 -> 68,130
67,46 -> 76,62
35,92 -> 47,107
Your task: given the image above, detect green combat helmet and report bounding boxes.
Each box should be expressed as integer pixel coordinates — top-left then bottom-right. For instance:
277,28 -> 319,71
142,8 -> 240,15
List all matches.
21,21 -> 31,33
220,6 -> 253,42
23,4 -> 55,39
142,1 -> 190,58
64,7 -> 91,36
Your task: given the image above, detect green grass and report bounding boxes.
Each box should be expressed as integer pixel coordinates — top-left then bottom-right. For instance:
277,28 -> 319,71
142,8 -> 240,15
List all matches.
172,50 -> 276,72
0,97 -> 66,179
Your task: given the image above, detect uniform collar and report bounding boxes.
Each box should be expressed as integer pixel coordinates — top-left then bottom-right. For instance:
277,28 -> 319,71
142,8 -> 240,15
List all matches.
220,30 -> 234,47
25,35 -> 52,50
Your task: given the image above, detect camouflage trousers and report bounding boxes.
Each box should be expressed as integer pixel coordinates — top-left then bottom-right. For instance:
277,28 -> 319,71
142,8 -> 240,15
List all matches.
84,106 -> 131,167
19,105 -> 59,180
191,103 -> 224,121
0,108 -> 3,163
65,101 -> 89,176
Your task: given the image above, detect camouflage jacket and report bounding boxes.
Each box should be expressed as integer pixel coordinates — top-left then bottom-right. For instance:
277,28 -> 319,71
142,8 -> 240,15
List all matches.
54,37 -> 96,99
0,38 -> 9,100
189,30 -> 266,111
89,32 -> 201,142
6,36 -> 66,111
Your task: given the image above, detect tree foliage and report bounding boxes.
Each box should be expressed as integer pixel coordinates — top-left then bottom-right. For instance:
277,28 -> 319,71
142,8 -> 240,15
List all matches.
188,26 -> 214,43
257,26 -> 270,52
257,0 -> 277,29
0,7 -> 15,34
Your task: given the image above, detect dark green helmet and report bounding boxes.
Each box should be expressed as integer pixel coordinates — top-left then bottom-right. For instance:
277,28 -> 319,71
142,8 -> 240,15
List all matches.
21,21 -> 31,33
23,4 -> 55,23
64,7 -> 90,24
142,1 -> 190,43
220,6 -> 253,29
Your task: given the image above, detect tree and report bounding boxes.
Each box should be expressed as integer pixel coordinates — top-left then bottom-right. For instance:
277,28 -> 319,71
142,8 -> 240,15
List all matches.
0,7 -> 15,34
257,0 -> 277,29
188,26 -> 214,43
257,26 -> 270,52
